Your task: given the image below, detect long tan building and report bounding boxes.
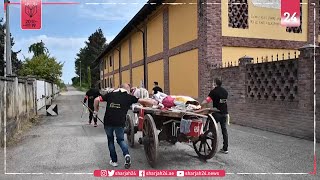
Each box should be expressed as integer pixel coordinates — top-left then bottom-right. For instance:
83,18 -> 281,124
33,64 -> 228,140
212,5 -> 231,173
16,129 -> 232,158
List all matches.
95,0 -> 316,99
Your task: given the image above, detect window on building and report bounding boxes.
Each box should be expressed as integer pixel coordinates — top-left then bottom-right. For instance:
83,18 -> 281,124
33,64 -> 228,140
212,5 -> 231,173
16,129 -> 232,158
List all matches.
109,56 -> 112,67
228,0 -> 248,29
104,79 -> 107,88
105,59 -> 107,69
286,0 -> 302,33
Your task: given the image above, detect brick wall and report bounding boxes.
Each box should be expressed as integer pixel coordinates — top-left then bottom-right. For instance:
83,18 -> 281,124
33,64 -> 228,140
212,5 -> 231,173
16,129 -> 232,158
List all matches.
211,45 -> 320,142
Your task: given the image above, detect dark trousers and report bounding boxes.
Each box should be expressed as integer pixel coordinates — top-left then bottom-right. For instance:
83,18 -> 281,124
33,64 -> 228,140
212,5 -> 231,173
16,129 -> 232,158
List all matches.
212,113 -> 228,151
88,105 -> 97,123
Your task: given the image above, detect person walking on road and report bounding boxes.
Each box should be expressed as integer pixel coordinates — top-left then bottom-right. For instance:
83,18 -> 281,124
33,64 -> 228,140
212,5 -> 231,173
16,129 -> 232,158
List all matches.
83,85 -> 101,127
93,83 -> 154,169
201,78 -> 229,154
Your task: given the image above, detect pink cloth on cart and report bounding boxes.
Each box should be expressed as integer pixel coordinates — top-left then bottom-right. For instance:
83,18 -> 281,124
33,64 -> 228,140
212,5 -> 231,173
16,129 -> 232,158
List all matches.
162,96 -> 175,108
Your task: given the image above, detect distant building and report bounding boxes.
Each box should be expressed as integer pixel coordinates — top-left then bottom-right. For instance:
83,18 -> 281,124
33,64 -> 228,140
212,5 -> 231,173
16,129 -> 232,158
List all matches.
95,0 -> 315,99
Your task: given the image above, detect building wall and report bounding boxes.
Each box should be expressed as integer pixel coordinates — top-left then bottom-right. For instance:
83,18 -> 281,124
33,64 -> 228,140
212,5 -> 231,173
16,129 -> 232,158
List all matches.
121,40 -> 130,67
222,47 -> 301,65
104,57 -> 109,73
102,2 -> 199,96
131,32 -> 144,63
147,60 -> 164,92
122,70 -> 130,84
169,0 -> 198,49
114,73 -> 119,88
132,66 -> 144,87
101,0 -> 313,97
221,0 -> 308,41
113,50 -> 120,70
169,49 -> 198,98
147,12 -> 163,57
109,75 -> 113,88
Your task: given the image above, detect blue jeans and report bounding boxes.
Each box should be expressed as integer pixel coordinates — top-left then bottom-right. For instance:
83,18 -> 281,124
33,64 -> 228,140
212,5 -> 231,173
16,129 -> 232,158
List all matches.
104,126 -> 129,162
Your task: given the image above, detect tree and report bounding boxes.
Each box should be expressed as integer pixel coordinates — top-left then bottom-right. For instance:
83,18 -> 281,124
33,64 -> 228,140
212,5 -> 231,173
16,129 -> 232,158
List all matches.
19,54 -> 63,84
87,67 -> 91,88
28,40 -> 49,57
73,28 -> 107,86
0,18 -> 22,76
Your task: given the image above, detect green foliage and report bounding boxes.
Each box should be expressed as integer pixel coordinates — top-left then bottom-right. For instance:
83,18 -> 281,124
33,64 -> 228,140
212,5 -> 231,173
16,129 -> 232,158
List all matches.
73,82 -> 90,92
73,28 -> 107,86
19,54 -> 63,84
28,40 -> 49,57
0,18 -> 23,76
72,76 -> 79,85
87,66 -> 91,88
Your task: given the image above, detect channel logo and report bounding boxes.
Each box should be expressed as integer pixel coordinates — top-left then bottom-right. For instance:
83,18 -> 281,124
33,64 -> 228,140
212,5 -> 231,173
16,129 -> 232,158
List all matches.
108,170 -> 115,176
139,170 -> 145,177
177,171 -> 184,177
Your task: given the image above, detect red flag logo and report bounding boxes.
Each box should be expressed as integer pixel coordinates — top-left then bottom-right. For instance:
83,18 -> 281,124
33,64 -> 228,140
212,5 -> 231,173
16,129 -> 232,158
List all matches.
21,0 -> 42,30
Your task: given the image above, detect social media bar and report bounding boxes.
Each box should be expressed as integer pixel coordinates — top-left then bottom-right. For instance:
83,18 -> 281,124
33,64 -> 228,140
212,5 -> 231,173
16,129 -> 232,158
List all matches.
93,170 -> 225,177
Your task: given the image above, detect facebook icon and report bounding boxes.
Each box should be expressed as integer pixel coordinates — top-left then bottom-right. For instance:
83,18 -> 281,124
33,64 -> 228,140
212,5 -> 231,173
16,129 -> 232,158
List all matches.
139,170 -> 145,177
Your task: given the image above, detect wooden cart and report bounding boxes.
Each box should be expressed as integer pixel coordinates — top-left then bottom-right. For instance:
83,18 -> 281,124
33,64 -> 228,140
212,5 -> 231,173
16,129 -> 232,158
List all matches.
125,107 -> 219,167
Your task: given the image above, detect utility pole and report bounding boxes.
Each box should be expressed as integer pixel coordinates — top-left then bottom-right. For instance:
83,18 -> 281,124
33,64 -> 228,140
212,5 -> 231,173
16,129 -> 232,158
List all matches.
80,60 -> 82,88
4,0 -> 12,75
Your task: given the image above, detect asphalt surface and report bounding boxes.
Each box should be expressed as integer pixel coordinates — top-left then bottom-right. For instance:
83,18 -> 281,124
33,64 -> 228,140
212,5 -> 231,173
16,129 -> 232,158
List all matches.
0,86 -> 319,180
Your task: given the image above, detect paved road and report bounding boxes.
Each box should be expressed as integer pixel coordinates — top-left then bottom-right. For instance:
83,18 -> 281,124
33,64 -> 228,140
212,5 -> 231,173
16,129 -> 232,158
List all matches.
0,86 -> 319,180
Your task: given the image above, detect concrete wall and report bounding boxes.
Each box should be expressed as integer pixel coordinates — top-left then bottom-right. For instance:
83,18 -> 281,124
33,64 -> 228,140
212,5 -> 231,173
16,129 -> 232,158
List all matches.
0,76 -> 60,146
36,80 -> 60,110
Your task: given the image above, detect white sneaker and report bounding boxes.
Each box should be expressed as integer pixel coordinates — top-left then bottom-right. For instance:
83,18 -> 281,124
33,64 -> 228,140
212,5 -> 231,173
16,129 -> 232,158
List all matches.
109,160 -> 118,167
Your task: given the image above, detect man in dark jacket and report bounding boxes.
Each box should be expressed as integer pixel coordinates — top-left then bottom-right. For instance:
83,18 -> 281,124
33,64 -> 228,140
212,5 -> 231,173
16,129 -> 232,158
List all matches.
93,83 -> 154,169
152,81 -> 163,95
83,85 -> 101,127
202,78 -> 229,154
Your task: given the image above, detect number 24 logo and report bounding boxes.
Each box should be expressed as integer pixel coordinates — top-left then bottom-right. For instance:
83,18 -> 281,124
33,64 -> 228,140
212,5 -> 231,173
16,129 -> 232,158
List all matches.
283,12 -> 298,22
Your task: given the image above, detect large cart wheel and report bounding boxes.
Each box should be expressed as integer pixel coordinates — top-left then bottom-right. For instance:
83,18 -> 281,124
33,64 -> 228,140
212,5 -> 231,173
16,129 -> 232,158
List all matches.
125,114 -> 135,147
193,114 -> 219,160
142,114 -> 159,168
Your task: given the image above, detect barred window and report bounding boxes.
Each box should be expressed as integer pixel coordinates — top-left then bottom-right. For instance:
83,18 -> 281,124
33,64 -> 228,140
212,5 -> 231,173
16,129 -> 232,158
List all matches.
286,0 -> 302,33
228,0 -> 249,29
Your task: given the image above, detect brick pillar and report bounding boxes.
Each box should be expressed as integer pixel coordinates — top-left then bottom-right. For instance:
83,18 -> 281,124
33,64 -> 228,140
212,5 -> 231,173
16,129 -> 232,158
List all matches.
238,56 -> 253,103
199,0 -> 222,100
163,7 -> 170,94
298,44 -> 320,110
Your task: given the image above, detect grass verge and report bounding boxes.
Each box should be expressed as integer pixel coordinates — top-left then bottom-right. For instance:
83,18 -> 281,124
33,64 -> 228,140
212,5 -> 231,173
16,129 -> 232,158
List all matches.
6,116 -> 42,147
